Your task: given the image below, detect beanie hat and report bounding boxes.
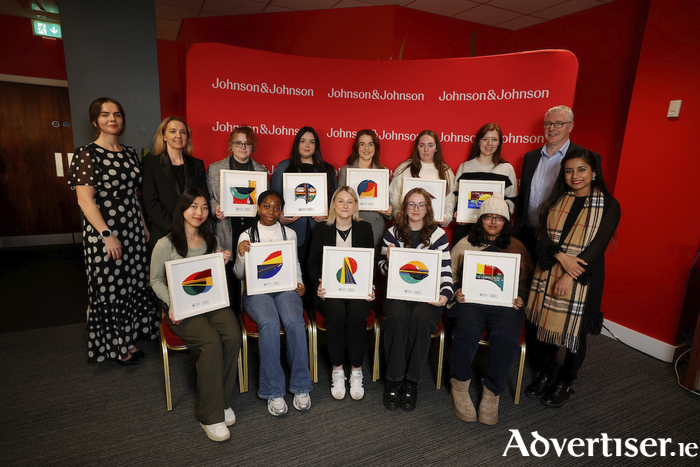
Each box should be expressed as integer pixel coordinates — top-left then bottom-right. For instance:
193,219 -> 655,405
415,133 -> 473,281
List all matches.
479,193 -> 510,219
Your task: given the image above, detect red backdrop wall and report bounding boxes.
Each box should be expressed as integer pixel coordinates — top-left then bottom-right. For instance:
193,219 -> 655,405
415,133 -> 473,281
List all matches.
0,14 -> 66,80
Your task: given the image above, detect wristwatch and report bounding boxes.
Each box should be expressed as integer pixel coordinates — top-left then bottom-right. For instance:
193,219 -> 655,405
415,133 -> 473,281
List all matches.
101,229 -> 112,239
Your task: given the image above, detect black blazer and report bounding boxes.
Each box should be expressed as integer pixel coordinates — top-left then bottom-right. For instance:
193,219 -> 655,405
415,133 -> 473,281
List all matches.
307,220 -> 375,293
513,142 -> 602,236
142,152 -> 209,247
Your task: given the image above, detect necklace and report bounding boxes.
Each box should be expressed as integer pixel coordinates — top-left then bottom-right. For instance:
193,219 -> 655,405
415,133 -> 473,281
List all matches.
259,223 -> 277,242
337,226 -> 352,242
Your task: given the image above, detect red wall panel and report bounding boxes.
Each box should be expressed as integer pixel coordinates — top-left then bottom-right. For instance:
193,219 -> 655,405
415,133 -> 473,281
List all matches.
0,14 -> 67,80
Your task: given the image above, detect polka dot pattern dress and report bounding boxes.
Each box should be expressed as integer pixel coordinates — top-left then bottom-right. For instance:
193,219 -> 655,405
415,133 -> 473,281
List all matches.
68,142 -> 158,362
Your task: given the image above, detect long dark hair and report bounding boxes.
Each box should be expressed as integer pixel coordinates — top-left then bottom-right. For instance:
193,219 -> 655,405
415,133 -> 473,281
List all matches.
396,130 -> 451,194
467,123 -> 505,166
395,187 -> 438,247
536,148 -> 612,239
286,126 -> 336,202
169,187 -> 217,257
468,215 -> 511,250
247,190 -> 288,243
346,129 -> 384,168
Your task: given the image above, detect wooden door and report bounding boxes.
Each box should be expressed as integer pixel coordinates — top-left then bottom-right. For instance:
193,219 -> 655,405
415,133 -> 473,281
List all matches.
0,81 -> 80,237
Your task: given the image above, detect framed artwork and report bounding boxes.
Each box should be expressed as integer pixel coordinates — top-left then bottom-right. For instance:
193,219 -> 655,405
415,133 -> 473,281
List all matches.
345,168 -> 390,211
244,240 -> 298,295
165,252 -> 230,321
455,180 -> 506,223
283,172 -> 328,217
321,246 -> 375,299
402,178 -> 447,222
386,248 -> 441,303
219,170 -> 269,217
461,251 -> 521,307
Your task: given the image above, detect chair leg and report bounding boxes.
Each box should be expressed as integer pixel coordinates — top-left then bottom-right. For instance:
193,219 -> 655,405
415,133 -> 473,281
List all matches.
515,340 -> 526,405
311,322 -> 318,383
237,349 -> 244,394
373,322 -> 381,382
160,325 -> 173,411
307,322 -> 315,383
436,327 -> 445,390
239,315 -> 249,393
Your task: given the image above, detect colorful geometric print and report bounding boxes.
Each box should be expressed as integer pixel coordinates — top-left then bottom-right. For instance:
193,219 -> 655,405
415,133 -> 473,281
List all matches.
468,191 -> 493,209
399,261 -> 429,284
182,269 -> 213,296
336,256 -> 358,284
231,180 -> 257,205
475,263 -> 504,291
357,180 -> 377,199
257,250 -> 283,279
294,183 -> 317,203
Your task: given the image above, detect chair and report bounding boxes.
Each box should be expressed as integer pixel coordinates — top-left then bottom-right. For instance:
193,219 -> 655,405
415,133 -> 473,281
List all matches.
311,308 -> 381,383
477,326 -> 527,404
238,308 -> 314,393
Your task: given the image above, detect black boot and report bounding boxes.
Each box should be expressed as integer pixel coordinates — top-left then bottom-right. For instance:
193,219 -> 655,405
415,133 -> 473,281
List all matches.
383,380 -> 401,410
525,372 -> 553,399
541,380 -> 574,408
400,380 -> 417,411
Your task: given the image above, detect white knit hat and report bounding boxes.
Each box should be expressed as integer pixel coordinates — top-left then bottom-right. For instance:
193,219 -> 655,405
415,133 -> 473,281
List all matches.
479,193 -> 510,219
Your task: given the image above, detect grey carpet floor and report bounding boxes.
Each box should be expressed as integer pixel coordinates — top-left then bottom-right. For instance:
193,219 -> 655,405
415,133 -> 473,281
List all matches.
1,323 -> 699,467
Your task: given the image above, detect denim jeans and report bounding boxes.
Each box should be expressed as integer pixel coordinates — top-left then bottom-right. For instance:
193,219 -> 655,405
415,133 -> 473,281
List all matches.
242,290 -> 312,399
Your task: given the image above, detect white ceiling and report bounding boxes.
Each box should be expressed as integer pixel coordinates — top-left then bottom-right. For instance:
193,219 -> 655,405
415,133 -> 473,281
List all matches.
3,0 -> 618,41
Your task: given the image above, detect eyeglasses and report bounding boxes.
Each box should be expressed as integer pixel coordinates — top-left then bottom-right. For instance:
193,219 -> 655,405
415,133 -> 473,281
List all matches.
232,142 -> 252,149
483,215 -> 506,223
543,121 -> 572,129
407,202 -> 427,210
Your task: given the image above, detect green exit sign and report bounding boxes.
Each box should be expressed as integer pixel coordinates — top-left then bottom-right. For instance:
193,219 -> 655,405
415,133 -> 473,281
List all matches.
32,20 -> 62,39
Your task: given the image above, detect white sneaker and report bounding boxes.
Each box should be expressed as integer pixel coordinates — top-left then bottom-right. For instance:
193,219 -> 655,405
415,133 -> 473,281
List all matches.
224,407 -> 236,426
267,397 -> 288,416
349,370 -> 365,400
331,370 -> 347,400
293,392 -> 312,411
200,422 -> 230,442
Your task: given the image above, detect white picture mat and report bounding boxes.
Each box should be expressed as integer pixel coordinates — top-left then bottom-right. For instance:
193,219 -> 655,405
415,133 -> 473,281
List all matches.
166,252 -> 230,321
219,170 -> 269,217
283,172 -> 328,217
345,168 -> 390,211
402,178 -> 447,222
321,246 -> 375,299
461,250 -> 520,307
245,240 -> 298,295
456,180 -> 506,223
386,247 -> 441,303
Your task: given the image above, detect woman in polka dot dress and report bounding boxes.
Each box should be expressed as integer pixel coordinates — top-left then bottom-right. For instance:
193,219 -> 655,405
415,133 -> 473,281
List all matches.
68,97 -> 158,365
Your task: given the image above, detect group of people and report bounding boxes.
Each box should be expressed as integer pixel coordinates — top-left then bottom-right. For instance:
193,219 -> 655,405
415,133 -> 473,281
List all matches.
69,98 -> 620,442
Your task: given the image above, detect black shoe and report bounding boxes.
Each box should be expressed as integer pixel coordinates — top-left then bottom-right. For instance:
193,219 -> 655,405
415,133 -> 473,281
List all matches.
525,372 -> 552,399
541,381 -> 574,408
400,380 -> 417,411
116,355 -> 141,366
130,349 -> 146,359
383,381 -> 401,410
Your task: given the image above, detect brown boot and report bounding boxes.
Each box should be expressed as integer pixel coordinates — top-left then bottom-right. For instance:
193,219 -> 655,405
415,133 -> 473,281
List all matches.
449,378 -> 477,422
478,385 -> 499,425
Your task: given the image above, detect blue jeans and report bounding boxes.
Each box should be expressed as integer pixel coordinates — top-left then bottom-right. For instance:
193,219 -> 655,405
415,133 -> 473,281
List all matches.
242,290 -> 312,399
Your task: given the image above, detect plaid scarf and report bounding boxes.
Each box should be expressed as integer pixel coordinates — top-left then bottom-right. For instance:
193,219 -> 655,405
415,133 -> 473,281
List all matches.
526,187 -> 605,352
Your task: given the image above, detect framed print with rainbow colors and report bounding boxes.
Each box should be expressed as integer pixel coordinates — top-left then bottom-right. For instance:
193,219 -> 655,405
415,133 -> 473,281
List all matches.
244,240 -> 298,295
282,172 -> 328,217
165,252 -> 230,321
461,251 -> 520,307
321,246 -> 375,299
386,248 -> 441,303
219,170 -> 269,217
345,168 -> 389,211
455,180 -> 506,223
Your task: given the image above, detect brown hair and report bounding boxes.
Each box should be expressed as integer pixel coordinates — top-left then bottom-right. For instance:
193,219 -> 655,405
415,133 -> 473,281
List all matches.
152,116 -> 193,156
228,125 -> 259,153
395,187 -> 438,247
346,129 -> 384,168
397,130 -> 450,194
467,123 -> 506,166
89,97 -> 126,136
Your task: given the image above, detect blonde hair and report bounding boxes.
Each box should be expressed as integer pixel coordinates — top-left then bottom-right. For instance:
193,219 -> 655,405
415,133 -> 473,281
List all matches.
152,117 -> 193,156
326,186 -> 361,225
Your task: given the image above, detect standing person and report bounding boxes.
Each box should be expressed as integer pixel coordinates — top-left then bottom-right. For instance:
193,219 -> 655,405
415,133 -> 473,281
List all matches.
307,186 -> 376,400
338,129 -> 393,254
448,194 -> 533,425
207,126 -> 268,307
524,149 -> 620,408
271,127 -> 336,306
453,123 -> 517,245
234,190 -> 313,416
68,97 -> 157,365
513,105 -> 602,261
150,188 -> 241,442
379,188 -> 453,411
142,116 -> 209,248
388,130 -> 455,228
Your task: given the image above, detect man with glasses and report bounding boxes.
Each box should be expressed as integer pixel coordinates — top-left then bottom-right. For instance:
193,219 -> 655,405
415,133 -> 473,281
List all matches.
513,105 -> 602,260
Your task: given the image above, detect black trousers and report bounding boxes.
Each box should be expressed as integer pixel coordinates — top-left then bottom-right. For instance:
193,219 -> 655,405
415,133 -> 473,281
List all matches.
317,297 -> 371,368
383,299 -> 442,382
526,322 -> 588,385
450,302 -> 523,395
